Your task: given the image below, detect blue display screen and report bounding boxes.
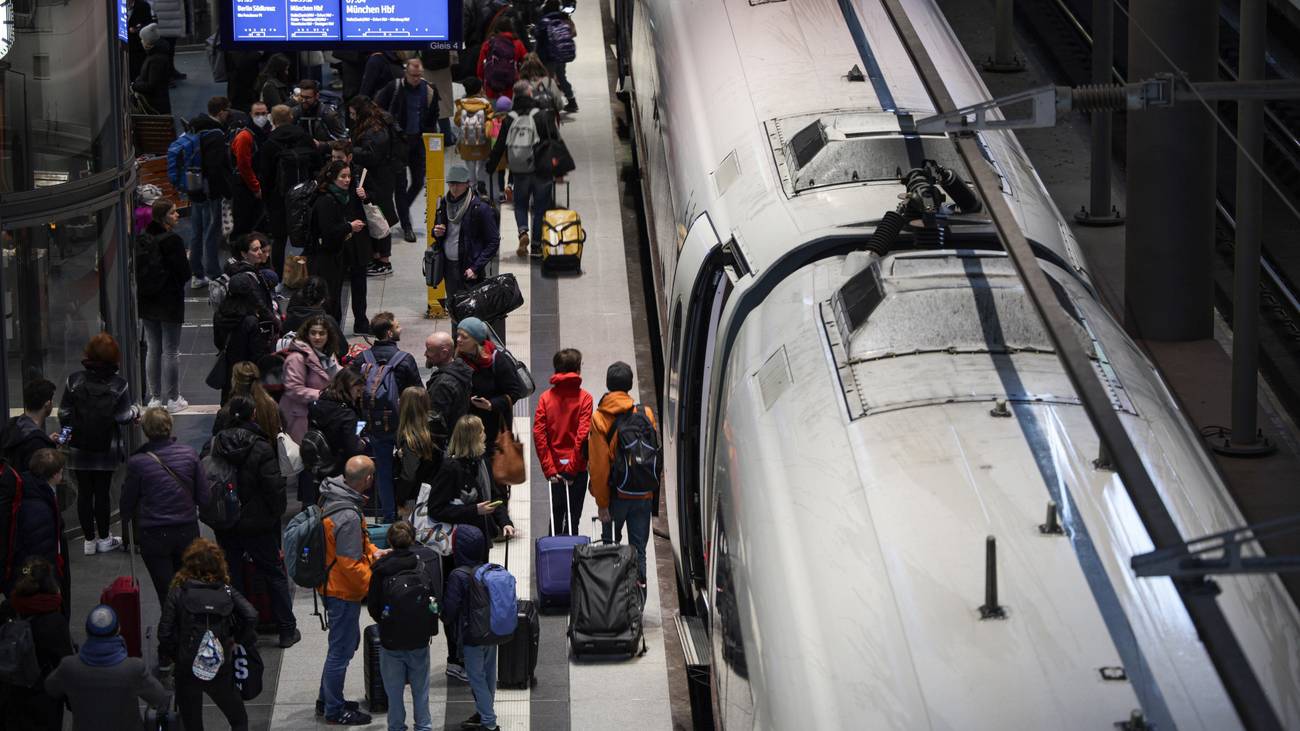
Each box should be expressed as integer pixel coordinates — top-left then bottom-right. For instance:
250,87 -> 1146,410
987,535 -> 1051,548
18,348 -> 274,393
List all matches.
118,0 -> 129,42
231,0 -> 451,42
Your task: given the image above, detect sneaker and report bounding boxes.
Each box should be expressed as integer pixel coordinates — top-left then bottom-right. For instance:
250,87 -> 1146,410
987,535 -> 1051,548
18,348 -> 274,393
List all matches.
146,398 -> 163,409
190,277 -> 209,289
461,713 -> 482,729
96,536 -> 123,553
316,700 -> 361,717
445,663 -> 469,682
83,539 -> 97,556
278,628 -> 301,648
325,709 -> 372,726
165,396 -> 189,414
564,99 -> 579,114
530,242 -> 543,259
516,231 -> 529,257
366,261 -> 393,278
401,225 -> 417,243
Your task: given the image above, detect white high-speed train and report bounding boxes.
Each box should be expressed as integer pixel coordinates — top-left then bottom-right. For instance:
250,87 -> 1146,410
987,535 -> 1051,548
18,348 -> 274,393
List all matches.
612,0 -> 1300,728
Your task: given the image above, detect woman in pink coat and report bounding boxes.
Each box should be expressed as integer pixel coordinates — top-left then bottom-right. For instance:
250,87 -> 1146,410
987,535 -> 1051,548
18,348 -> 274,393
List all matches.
279,314 -> 339,443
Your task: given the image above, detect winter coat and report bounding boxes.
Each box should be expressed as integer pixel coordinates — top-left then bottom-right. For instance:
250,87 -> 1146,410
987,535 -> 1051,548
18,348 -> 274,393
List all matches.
151,0 -> 185,37
317,476 -> 379,601
44,653 -> 169,731
132,43 -> 172,114
485,94 -> 561,174
210,421 -> 286,535
222,259 -> 276,314
461,343 -> 527,460
588,391 -> 658,508
350,119 -> 399,214
533,372 -> 592,478
291,101 -> 347,145
284,304 -> 348,358
258,123 -> 319,204
476,32 -> 528,98
427,455 -> 511,541
120,438 -> 207,530
0,414 -> 56,472
280,340 -> 333,443
157,580 -> 257,670
433,192 -> 500,279
4,475 -> 67,597
353,340 -> 422,402
57,365 -> 139,472
308,393 -> 366,477
188,115 -> 235,200
212,302 -> 278,395
137,222 -> 190,323
375,78 -> 440,135
359,52 -> 404,100
309,185 -> 363,256
0,595 -> 73,731
440,524 -> 489,643
230,126 -> 262,194
425,359 -> 474,441
365,545 -> 443,650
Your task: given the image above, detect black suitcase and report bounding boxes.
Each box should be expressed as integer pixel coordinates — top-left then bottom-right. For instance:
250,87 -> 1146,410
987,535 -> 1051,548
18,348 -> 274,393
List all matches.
568,543 -> 646,658
497,599 -> 540,688
362,624 -> 387,713
448,272 -> 524,323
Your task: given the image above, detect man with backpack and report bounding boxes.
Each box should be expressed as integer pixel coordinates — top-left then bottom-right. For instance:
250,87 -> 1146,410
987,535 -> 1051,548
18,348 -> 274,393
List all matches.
536,0 -> 579,113
168,96 -> 234,288
442,525 -> 513,731
0,379 -> 58,472
365,521 -> 442,731
587,361 -> 661,591
486,82 -> 562,258
376,57 -> 442,243
229,102 -> 270,240
258,104 -> 319,277
352,312 -> 422,523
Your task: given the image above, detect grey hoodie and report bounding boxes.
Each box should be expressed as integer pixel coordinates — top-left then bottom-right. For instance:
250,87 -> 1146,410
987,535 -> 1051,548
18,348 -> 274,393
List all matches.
318,475 -> 374,601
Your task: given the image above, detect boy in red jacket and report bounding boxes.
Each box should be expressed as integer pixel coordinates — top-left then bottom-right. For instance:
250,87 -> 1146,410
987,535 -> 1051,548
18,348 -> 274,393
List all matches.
532,348 -> 593,535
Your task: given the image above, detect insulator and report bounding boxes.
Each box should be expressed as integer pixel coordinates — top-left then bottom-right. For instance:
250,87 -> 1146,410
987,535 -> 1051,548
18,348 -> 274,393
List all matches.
936,166 -> 982,213
866,210 -> 906,256
1071,84 -> 1128,112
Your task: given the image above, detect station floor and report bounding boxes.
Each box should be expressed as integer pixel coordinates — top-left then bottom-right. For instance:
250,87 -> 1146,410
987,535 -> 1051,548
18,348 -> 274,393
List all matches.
61,0 -> 683,728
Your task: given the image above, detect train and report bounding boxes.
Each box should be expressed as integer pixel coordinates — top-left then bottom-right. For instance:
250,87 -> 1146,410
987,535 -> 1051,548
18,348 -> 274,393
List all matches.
611,0 -> 1300,727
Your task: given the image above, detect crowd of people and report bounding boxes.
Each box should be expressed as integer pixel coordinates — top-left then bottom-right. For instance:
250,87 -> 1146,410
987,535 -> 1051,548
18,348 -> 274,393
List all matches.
0,1 -> 667,729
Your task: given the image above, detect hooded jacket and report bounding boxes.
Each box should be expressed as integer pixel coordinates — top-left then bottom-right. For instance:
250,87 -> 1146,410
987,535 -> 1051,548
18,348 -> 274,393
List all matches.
5,474 -> 67,596
425,358 -> 474,441
212,298 -> 278,393
281,339 -> 333,443
587,391 -> 658,509
318,476 -> 379,601
365,543 -> 443,650
137,221 -> 191,323
45,651 -> 169,731
121,437 -> 208,530
58,365 -> 139,472
210,421 -> 286,535
426,455 -> 512,541
308,393 -> 366,477
533,372 -> 593,478
0,414 -> 56,472
257,123 -> 319,205
222,259 -> 275,314
441,524 -> 489,644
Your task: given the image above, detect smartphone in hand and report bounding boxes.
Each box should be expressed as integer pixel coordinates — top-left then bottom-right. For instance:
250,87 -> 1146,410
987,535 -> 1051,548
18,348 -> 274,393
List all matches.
355,420 -> 367,436
56,426 -> 72,445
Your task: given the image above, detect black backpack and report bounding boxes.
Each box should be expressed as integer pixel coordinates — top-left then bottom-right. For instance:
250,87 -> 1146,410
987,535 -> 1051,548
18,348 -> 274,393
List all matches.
607,405 -> 662,498
0,618 -> 39,687
379,556 -> 439,643
135,233 -> 170,298
286,179 -> 319,248
276,146 -> 317,198
300,428 -> 335,479
68,379 -> 119,453
178,584 -> 237,669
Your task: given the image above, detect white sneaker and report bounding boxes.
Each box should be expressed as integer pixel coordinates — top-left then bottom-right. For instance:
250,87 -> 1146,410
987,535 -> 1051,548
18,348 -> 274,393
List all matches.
83,539 -> 97,556
190,277 -> 209,289
146,398 -> 164,409
166,396 -> 189,414
96,536 -> 123,553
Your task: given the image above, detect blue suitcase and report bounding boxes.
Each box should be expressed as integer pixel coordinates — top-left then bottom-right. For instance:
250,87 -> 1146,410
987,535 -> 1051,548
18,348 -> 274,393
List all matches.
535,477 -> 589,610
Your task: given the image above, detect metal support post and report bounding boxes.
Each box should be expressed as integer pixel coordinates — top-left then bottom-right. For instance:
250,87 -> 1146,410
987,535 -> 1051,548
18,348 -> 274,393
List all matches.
983,0 -> 1025,73
1220,0 -> 1277,456
1075,0 -> 1124,226
423,133 -> 448,319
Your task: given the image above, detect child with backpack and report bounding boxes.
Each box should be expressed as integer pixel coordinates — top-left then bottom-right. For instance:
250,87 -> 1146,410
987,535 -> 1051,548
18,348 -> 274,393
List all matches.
487,96 -> 512,204
533,348 -> 592,535
442,525 -> 515,731
365,521 -> 443,731
455,78 -> 495,196
156,537 -> 258,731
476,18 -> 526,100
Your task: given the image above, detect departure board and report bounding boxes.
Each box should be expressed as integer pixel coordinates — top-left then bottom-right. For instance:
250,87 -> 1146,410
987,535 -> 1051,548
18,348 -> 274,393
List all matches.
117,0 -> 129,42
227,0 -> 457,46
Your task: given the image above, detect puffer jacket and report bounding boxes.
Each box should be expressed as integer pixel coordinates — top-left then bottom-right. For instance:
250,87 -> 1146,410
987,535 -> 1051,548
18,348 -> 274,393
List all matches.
426,455 -> 511,541
150,0 -> 186,38
4,475 -> 67,597
209,421 -> 286,535
222,259 -> 275,314
588,391 -> 658,509
0,414 -> 56,472
57,364 -> 139,472
158,580 -> 257,670
121,438 -> 208,530
281,340 -> 332,443
308,393 -> 366,477
318,476 -> 379,601
365,544 -> 443,650
533,372 -> 592,478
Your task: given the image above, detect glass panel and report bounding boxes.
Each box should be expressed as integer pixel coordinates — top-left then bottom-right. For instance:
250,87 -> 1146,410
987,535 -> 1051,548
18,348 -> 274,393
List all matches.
0,1 -> 115,193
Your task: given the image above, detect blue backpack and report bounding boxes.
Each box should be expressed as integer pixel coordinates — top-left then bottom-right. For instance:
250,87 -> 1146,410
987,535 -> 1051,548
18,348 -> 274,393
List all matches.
358,350 -> 411,433
460,563 -> 517,645
166,129 -> 221,198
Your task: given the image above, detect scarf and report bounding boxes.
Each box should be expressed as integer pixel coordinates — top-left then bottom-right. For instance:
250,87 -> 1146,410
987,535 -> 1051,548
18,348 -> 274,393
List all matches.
80,635 -> 128,667
328,183 -> 351,205
445,190 -> 473,224
12,593 -> 62,616
314,346 -> 340,375
462,340 -> 496,371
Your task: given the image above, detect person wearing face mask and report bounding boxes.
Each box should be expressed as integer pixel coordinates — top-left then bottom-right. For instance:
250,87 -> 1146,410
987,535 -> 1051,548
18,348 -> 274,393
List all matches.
229,102 -> 271,240
308,161 -> 369,326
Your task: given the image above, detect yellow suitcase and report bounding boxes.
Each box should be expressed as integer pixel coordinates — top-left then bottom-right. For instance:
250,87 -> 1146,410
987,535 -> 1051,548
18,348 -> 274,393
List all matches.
540,183 -> 586,271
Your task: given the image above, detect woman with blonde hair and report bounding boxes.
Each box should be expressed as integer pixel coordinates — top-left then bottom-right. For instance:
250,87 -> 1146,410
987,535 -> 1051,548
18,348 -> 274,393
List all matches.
157,538 -> 257,731
396,386 -> 438,511
215,361 -> 282,437
426,415 -> 513,553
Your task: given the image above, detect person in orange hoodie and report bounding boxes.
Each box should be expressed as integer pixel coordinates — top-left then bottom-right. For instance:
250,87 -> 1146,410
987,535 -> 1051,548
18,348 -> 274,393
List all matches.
316,455 -> 386,725
587,361 -> 661,590
533,348 -> 593,535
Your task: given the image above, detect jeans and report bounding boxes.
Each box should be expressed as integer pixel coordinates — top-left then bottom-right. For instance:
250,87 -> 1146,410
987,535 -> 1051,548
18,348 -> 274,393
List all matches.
553,62 -> 574,101
318,596 -> 362,717
75,470 -> 113,540
139,522 -> 199,605
550,472 -> 587,536
370,433 -> 397,523
379,647 -> 432,731
142,319 -> 182,402
190,198 -> 224,280
609,497 -> 653,582
511,173 -> 553,243
462,644 -> 497,728
397,134 -> 426,230
218,530 -> 297,632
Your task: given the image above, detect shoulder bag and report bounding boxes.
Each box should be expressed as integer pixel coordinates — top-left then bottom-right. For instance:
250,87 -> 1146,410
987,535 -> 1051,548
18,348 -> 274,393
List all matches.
491,406 -> 526,485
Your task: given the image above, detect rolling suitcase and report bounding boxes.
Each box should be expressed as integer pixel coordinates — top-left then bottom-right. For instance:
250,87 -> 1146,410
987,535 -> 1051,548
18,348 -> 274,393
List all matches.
568,542 -> 645,658
497,599 -> 540,688
101,549 -> 142,657
362,624 -> 387,713
367,520 -> 390,550
535,477 -> 589,610
540,182 -> 586,272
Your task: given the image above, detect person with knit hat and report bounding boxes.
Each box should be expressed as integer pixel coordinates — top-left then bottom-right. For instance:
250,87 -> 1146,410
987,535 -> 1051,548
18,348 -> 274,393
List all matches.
432,165 -> 500,315
45,605 -> 170,731
131,23 -> 171,114
455,317 -> 527,497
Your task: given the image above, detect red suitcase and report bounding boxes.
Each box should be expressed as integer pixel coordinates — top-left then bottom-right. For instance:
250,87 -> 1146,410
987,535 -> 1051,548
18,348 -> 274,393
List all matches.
100,575 -> 142,657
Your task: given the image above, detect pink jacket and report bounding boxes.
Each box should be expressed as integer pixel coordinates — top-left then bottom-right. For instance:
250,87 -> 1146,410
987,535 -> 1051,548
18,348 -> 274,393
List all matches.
279,340 -> 332,443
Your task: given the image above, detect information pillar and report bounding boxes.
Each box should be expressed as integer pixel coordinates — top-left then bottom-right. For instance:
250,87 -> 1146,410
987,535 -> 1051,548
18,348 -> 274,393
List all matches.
424,133 -> 447,319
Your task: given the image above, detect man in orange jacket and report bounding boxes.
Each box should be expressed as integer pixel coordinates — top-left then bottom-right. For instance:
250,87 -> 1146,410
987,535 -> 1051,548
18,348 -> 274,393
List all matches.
587,361 -> 660,590
316,455 -> 385,725
228,101 -> 268,239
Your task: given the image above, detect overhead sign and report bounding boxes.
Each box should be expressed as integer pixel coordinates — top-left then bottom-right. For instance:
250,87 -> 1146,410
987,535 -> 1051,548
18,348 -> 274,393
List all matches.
224,0 -> 461,49
118,0 -> 129,42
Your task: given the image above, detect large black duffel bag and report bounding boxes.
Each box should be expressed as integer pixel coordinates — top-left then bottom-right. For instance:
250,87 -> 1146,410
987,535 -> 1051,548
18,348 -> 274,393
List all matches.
449,273 -> 525,323
568,543 -> 645,658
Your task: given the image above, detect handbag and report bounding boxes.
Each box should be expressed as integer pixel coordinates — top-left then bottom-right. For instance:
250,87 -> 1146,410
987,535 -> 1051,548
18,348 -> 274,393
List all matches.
535,137 -> 576,179
491,409 -> 526,485
411,481 -> 456,556
448,272 -> 524,322
204,349 -> 229,391
283,255 -> 309,289
484,322 -> 535,396
423,245 -> 444,287
363,202 -> 390,238
277,432 -> 303,478
232,642 -> 264,700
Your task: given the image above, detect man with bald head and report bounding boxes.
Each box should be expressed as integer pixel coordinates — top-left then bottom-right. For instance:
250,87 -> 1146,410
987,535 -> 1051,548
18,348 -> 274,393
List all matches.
315,455 -> 387,725
425,330 -> 473,444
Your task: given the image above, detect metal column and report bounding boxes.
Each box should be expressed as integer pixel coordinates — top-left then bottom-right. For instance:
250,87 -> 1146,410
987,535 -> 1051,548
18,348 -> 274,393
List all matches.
1075,0 -> 1124,226
1223,0 -> 1276,455
983,0 -> 1025,73
1124,0 -> 1218,341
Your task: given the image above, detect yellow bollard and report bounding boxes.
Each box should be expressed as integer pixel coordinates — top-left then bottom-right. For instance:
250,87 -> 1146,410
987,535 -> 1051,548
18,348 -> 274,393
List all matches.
423,133 -> 447,318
